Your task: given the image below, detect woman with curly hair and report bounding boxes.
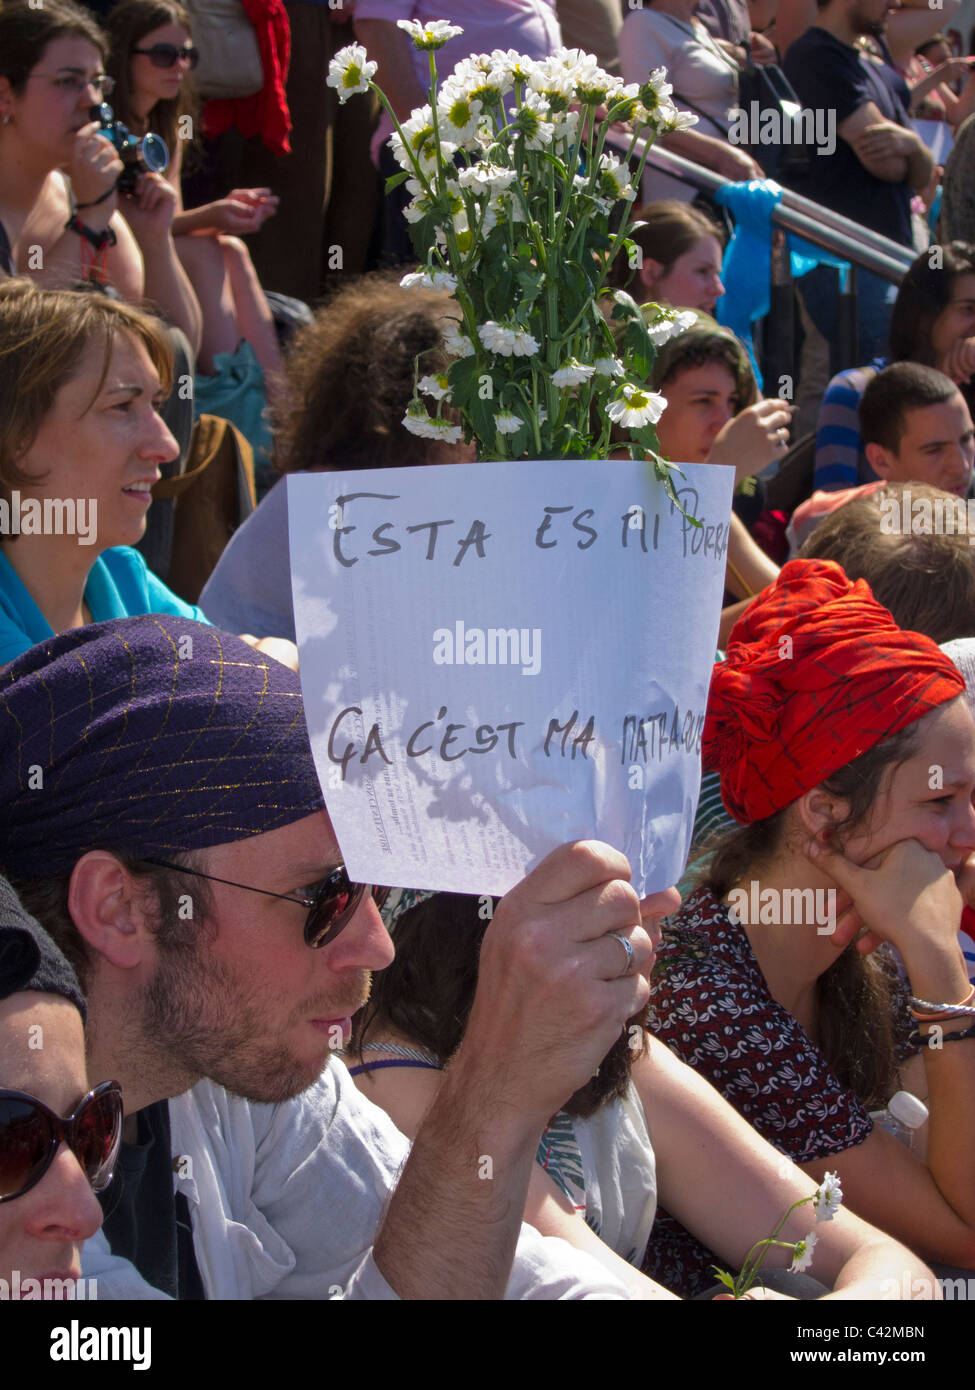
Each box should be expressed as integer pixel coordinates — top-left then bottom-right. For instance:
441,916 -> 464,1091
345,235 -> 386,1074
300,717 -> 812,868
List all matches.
199,273 -> 475,640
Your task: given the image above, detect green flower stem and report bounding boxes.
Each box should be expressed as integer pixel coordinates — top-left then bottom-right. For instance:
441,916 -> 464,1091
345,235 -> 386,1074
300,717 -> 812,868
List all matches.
733,1194 -> 813,1297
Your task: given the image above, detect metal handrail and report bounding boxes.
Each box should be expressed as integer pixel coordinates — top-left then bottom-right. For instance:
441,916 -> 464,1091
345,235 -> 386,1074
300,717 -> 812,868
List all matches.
614,136 -> 917,284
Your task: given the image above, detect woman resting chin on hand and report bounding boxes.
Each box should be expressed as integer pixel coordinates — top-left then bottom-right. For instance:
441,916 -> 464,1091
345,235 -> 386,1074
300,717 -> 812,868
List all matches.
647,557 -> 975,1295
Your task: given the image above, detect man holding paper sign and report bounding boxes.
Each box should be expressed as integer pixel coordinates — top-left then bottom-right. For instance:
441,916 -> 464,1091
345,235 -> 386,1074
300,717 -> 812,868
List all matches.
0,617 -> 654,1299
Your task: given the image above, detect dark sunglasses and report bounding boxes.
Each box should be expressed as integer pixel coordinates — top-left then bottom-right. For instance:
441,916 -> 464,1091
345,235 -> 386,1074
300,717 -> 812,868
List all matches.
0,1080 -> 123,1204
141,859 -> 390,950
132,43 -> 199,69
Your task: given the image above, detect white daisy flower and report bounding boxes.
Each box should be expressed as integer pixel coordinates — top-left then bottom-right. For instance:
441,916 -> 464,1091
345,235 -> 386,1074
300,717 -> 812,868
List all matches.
396,18 -> 463,50
662,105 -> 698,133
637,67 -> 674,117
645,308 -> 697,346
458,161 -> 516,195
594,356 -> 625,377
511,90 -> 554,150
789,1231 -> 818,1274
494,412 -> 523,435
552,108 -> 581,141
552,358 -> 595,388
606,384 -> 667,429
510,326 -> 541,356
597,153 -> 637,203
437,90 -> 483,146
326,44 -> 377,103
478,321 -> 516,355
442,320 -> 475,358
418,373 -> 450,401
402,403 -> 463,444
811,1172 -> 843,1223
400,268 -> 459,293
490,48 -> 536,86
402,403 -> 440,439
430,418 -> 464,444
478,321 -> 540,357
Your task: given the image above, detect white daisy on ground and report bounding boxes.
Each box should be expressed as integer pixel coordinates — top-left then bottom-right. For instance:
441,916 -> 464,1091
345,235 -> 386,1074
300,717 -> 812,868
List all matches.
396,18 -> 463,50
811,1172 -> 843,1223
606,384 -> 667,429
552,358 -> 595,388
494,412 -> 523,435
326,45 -> 377,103
790,1231 -> 818,1274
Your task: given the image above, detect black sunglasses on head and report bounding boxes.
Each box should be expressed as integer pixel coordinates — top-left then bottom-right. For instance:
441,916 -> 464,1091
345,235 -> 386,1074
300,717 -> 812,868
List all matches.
132,42 -> 199,69
141,858 -> 390,949
0,1080 -> 123,1204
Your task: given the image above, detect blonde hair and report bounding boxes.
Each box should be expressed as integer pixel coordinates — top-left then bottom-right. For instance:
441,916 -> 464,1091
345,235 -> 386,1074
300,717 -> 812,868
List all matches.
0,281 -> 173,487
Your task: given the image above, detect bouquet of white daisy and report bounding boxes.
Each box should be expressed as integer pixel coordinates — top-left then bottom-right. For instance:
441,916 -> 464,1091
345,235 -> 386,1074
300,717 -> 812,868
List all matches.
328,22 -> 697,499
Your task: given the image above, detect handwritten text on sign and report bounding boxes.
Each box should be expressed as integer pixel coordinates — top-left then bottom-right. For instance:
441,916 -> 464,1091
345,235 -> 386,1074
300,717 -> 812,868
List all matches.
288,459 -> 732,896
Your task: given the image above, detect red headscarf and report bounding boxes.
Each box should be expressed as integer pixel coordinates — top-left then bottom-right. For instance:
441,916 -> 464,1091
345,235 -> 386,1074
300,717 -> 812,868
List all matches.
704,558 -> 965,823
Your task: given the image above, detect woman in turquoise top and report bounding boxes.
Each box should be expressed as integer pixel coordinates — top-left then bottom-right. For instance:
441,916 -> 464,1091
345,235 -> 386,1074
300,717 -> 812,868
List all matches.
0,279 -> 293,667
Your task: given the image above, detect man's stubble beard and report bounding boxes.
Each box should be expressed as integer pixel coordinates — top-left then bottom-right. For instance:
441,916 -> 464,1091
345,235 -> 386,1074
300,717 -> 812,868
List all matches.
136,942 -> 373,1105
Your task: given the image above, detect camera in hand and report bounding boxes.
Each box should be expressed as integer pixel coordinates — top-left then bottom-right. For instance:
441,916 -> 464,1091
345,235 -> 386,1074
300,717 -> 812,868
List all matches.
90,103 -> 169,195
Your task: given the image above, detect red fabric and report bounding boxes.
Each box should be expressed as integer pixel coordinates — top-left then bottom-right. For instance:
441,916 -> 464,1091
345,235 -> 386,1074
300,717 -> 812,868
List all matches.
202,0 -> 291,156
704,558 -> 965,823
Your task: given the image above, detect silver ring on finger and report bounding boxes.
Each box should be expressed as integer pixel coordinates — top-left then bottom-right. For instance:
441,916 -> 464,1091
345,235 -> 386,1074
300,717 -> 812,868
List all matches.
609,930 -> 635,979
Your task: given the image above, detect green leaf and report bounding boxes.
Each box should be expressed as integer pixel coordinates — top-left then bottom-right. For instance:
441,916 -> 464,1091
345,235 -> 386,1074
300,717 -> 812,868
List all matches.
384,170 -> 411,195
711,1267 -> 738,1295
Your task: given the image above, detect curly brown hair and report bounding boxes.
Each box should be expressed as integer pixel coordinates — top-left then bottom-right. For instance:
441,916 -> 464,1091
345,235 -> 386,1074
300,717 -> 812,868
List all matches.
275,272 -> 460,475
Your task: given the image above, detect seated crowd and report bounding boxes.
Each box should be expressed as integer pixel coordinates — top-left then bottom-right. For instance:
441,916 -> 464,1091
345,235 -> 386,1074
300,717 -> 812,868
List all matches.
2,0 -> 975,1307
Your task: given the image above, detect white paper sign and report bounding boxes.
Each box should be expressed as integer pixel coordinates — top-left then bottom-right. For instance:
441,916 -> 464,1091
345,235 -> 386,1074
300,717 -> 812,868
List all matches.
288,459 -> 732,897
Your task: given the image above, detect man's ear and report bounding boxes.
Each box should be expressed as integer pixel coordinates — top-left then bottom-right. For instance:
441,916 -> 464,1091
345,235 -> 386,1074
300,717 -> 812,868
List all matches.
0,75 -> 13,118
864,440 -> 895,479
67,852 -> 155,971
795,785 -> 849,841
637,256 -> 664,296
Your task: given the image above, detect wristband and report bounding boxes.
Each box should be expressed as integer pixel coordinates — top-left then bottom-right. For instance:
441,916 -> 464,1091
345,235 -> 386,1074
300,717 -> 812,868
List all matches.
74,184 -> 116,211
908,1019 -> 975,1048
910,983 -> 975,1020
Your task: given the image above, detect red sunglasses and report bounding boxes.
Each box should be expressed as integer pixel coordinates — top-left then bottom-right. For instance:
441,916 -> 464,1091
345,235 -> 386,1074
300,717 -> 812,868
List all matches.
0,1080 -> 123,1203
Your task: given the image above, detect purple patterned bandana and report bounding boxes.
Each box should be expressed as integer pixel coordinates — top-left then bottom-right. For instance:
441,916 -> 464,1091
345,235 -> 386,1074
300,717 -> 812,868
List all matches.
0,617 -> 325,877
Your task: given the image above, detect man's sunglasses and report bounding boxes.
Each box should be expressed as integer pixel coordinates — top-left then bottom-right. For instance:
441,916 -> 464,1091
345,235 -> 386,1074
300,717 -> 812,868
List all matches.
0,1080 -> 123,1204
141,859 -> 390,950
131,43 -> 200,69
